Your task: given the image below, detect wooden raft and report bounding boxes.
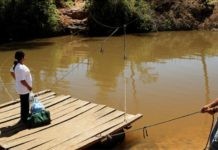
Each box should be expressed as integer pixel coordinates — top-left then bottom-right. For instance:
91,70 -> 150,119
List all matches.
0,90 -> 142,150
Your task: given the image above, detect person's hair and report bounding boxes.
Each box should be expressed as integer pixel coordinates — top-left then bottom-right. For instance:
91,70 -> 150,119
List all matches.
13,51 -> 25,70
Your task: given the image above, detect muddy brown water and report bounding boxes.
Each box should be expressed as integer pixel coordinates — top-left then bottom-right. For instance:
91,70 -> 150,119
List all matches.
1,31 -> 218,149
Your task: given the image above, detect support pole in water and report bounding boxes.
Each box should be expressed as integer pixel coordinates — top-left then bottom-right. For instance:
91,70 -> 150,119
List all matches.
123,24 -> 127,60
124,77 -> 127,122
123,24 -> 127,122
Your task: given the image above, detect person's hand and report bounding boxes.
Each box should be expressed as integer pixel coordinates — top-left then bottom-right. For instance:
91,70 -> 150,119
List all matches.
201,105 -> 210,113
27,86 -> 32,91
201,106 -> 216,115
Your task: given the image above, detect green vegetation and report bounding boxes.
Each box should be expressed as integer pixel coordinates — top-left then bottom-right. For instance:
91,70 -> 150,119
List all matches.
0,0 -> 216,42
87,0 -> 214,34
87,0 -> 153,35
0,0 -> 66,42
55,0 -> 75,8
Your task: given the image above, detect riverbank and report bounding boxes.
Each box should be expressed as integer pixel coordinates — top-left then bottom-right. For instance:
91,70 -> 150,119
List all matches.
60,0 -> 218,34
58,0 -> 87,33
0,0 -> 218,44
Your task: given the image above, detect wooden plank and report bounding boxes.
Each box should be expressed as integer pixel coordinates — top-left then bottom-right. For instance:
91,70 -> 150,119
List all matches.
73,114 -> 143,149
44,97 -> 78,113
31,110 -> 124,150
1,112 -> 142,150
0,95 -> 68,120
49,100 -> 90,120
0,96 -> 76,132
0,96 -> 74,142
37,92 -> 56,103
0,104 -> 19,113
0,91 -> 143,150
10,139 -> 53,150
0,95 -> 70,128
63,111 -> 125,142
0,115 -> 20,127
2,105 -> 96,149
0,113 -> 20,123
10,105 -> 108,150
0,97 -> 79,143
70,114 -> 135,149
0,94 -> 73,124
0,95 -> 59,127
35,89 -> 52,97
51,113 -> 127,150
0,90 -> 51,109
0,102 -> 97,148
1,104 -> 113,146
0,92 -> 54,124
44,95 -> 71,109
0,92 -> 56,114
0,95 -> 57,121
28,106 -> 116,150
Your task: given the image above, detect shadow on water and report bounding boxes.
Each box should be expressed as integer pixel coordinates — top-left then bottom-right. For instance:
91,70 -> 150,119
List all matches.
200,49 -> 210,102
86,129 -> 126,150
0,41 -> 54,51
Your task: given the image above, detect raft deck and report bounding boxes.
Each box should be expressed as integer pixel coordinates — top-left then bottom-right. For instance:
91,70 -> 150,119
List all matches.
0,90 -> 142,150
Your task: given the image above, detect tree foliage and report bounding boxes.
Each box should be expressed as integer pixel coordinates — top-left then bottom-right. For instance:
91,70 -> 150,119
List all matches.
0,0 -> 60,42
55,0 -> 74,8
87,0 -> 153,35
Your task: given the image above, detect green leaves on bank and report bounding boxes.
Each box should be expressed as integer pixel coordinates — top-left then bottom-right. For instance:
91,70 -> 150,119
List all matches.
87,0 -> 153,35
0,0 -> 61,41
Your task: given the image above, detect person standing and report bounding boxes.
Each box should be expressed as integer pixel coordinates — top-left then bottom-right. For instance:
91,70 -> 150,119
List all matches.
10,51 -> 32,123
201,98 -> 218,150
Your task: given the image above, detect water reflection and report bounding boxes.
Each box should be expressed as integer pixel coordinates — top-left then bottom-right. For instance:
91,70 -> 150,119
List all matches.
0,31 -> 218,149
200,49 -> 210,102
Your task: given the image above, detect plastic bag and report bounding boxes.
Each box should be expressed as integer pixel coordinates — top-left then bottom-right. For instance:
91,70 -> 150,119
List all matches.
30,97 -> 45,114
27,110 -> 51,128
29,92 -> 35,105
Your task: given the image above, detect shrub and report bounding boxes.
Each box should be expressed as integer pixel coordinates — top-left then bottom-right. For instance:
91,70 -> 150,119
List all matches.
0,0 -> 61,42
87,0 -> 153,35
55,0 -> 74,8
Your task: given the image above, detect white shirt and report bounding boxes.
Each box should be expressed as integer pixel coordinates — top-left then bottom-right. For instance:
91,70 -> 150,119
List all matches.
11,63 -> 32,95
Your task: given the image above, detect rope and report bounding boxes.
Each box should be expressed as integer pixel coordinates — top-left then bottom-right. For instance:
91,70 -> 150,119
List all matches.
0,58 -> 15,101
126,18 -> 138,26
90,12 -> 139,30
100,27 -> 120,53
90,13 -> 119,29
144,111 -> 200,129
89,5 -> 212,149
98,110 -> 215,149
51,59 -> 87,86
108,111 -> 201,138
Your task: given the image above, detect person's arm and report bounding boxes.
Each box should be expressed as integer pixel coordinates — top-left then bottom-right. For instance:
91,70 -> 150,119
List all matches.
10,66 -> 15,79
21,80 -> 32,91
10,72 -> 15,79
201,98 -> 218,114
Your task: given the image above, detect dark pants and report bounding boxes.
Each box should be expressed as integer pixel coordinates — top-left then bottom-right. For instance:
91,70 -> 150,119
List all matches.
210,119 -> 218,150
20,93 -> 29,123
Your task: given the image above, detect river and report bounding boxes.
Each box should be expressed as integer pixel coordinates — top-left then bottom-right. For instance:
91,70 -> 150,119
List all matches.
1,31 -> 218,149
